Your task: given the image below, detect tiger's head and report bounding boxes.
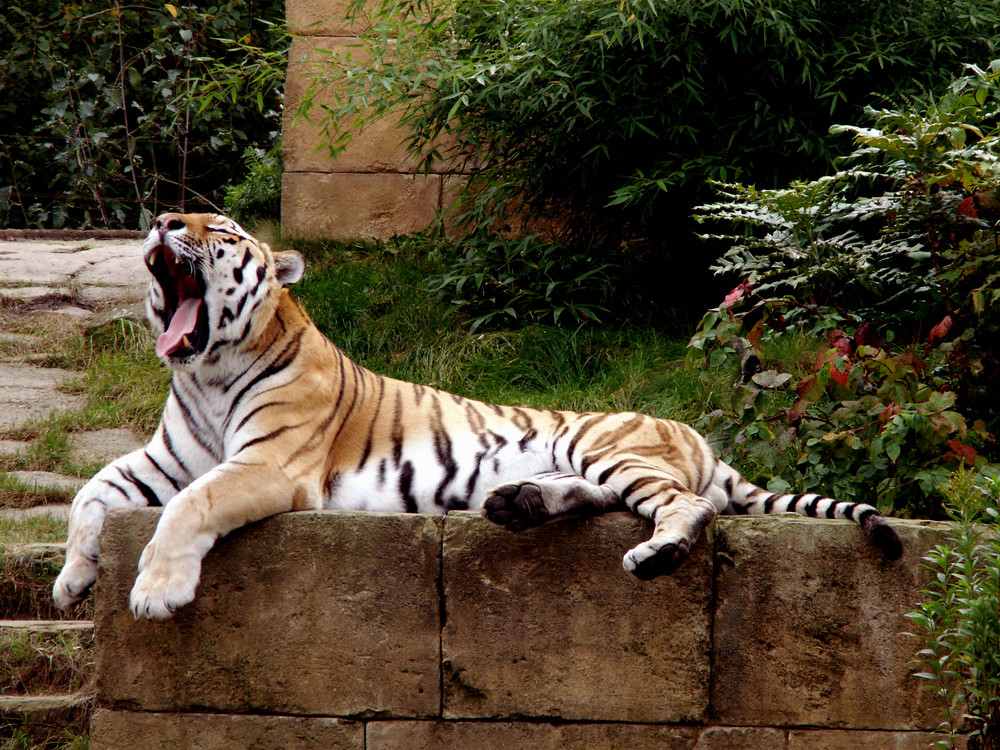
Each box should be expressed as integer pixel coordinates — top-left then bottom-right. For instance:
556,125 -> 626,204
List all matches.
143,213 -> 305,369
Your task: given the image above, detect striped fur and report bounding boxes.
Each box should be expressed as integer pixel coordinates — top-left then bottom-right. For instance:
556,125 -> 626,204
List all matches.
54,213 -> 903,620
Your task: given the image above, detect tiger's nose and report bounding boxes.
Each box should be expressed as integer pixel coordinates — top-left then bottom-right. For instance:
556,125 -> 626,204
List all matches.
154,214 -> 187,242
155,215 -> 186,232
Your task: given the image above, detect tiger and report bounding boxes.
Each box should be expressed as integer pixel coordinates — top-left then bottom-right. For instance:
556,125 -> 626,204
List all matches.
53,212 -> 903,621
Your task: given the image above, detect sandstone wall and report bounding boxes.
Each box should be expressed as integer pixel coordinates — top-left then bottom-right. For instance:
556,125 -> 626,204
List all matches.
282,1 -> 461,239
90,509 -> 955,749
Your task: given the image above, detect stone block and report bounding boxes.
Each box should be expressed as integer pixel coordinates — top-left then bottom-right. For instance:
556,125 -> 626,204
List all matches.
287,0 -> 368,36
282,172 -> 442,239
90,709 -> 363,750
366,721 -> 700,749
95,509 -> 442,718
711,516 -> 951,730
693,726 -> 786,750
284,37 -> 465,175
787,728 -> 964,749
441,511 -> 713,723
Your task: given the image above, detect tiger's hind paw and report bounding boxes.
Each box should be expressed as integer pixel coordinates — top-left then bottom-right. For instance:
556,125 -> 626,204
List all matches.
483,482 -> 550,531
623,538 -> 690,580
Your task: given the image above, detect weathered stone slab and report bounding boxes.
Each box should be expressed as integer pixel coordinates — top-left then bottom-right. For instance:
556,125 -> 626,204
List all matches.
693,726 -> 786,750
0,363 -> 84,429
8,471 -> 85,494
96,509 -> 442,717
711,516 -> 950,730
287,0 -> 369,36
282,172 -> 442,240
0,440 -> 29,458
366,720 -> 700,749
787,728 -> 963,749
0,239 -> 145,291
90,709 -> 363,750
441,511 -> 712,723
69,428 -> 144,468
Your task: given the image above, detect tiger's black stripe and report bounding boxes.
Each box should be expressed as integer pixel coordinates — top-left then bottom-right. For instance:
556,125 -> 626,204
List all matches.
430,394 -> 459,507
118,466 -> 163,507
99,478 -> 131,501
398,460 -> 418,513
143,450 -> 181,492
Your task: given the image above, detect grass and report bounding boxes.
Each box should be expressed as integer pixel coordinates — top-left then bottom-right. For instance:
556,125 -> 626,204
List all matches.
0,628 -> 94,695
0,517 -> 69,551
0,729 -> 89,750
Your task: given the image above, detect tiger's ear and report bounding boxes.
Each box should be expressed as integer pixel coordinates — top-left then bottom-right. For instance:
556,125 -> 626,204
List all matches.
274,250 -> 305,287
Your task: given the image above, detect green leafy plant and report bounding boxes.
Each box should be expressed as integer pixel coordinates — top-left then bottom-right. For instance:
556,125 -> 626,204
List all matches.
299,0 -> 1000,321
428,233 -> 623,330
687,61 -> 1000,516
0,0 -> 286,229
223,146 -> 283,224
906,469 -> 1000,750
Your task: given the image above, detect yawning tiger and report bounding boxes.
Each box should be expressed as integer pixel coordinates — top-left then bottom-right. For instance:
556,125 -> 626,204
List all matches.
53,213 -> 902,620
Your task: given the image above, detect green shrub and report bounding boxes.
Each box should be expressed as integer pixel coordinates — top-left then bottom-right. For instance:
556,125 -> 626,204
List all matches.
303,0 -> 1000,320
224,146 -> 283,224
0,1 -> 286,229
688,61 -> 1000,517
906,469 -> 1000,750
428,233 -> 624,329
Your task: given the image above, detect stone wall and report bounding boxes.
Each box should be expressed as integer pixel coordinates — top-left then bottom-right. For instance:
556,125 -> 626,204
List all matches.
90,509 -> 955,749
282,1 -> 460,239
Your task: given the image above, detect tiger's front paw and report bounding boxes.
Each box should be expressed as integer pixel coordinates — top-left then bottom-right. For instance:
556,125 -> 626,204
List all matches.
129,555 -> 200,620
53,555 -> 98,610
483,482 -> 550,531
623,538 -> 690,580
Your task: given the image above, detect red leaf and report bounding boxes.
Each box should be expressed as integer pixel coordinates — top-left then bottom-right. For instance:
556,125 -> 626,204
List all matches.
894,350 -> 927,374
956,196 -> 978,218
788,399 -> 809,422
721,278 -> 753,308
825,329 -> 855,357
947,440 -> 978,464
878,404 -> 901,429
830,359 -> 850,386
796,374 -> 825,402
928,315 -> 953,346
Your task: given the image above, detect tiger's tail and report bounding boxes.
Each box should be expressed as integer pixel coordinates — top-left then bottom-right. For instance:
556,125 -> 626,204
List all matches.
712,459 -> 903,560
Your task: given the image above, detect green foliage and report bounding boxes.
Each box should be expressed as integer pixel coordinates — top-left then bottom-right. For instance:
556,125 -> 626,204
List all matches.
906,469 -> 1000,750
302,0 -> 1000,321
428,234 -> 623,330
223,146 -> 283,224
688,61 -> 1000,516
0,1 -> 286,229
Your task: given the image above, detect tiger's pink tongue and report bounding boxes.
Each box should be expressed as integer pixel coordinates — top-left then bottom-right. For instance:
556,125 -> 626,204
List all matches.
156,298 -> 202,358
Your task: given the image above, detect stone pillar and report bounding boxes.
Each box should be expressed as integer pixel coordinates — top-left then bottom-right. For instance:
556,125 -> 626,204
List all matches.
282,1 -> 461,239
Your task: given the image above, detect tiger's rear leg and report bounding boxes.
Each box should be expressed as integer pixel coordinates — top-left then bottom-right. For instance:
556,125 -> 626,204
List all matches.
483,467 -> 718,581
620,488 -> 718,580
482,472 -> 620,530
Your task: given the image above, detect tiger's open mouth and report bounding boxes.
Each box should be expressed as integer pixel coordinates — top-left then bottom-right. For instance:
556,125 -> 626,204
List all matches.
146,244 -> 209,359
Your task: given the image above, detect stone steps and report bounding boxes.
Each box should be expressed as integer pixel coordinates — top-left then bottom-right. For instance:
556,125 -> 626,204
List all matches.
0,540 -> 90,621
0,692 -> 94,747
0,619 -> 95,695
0,538 -> 96,746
